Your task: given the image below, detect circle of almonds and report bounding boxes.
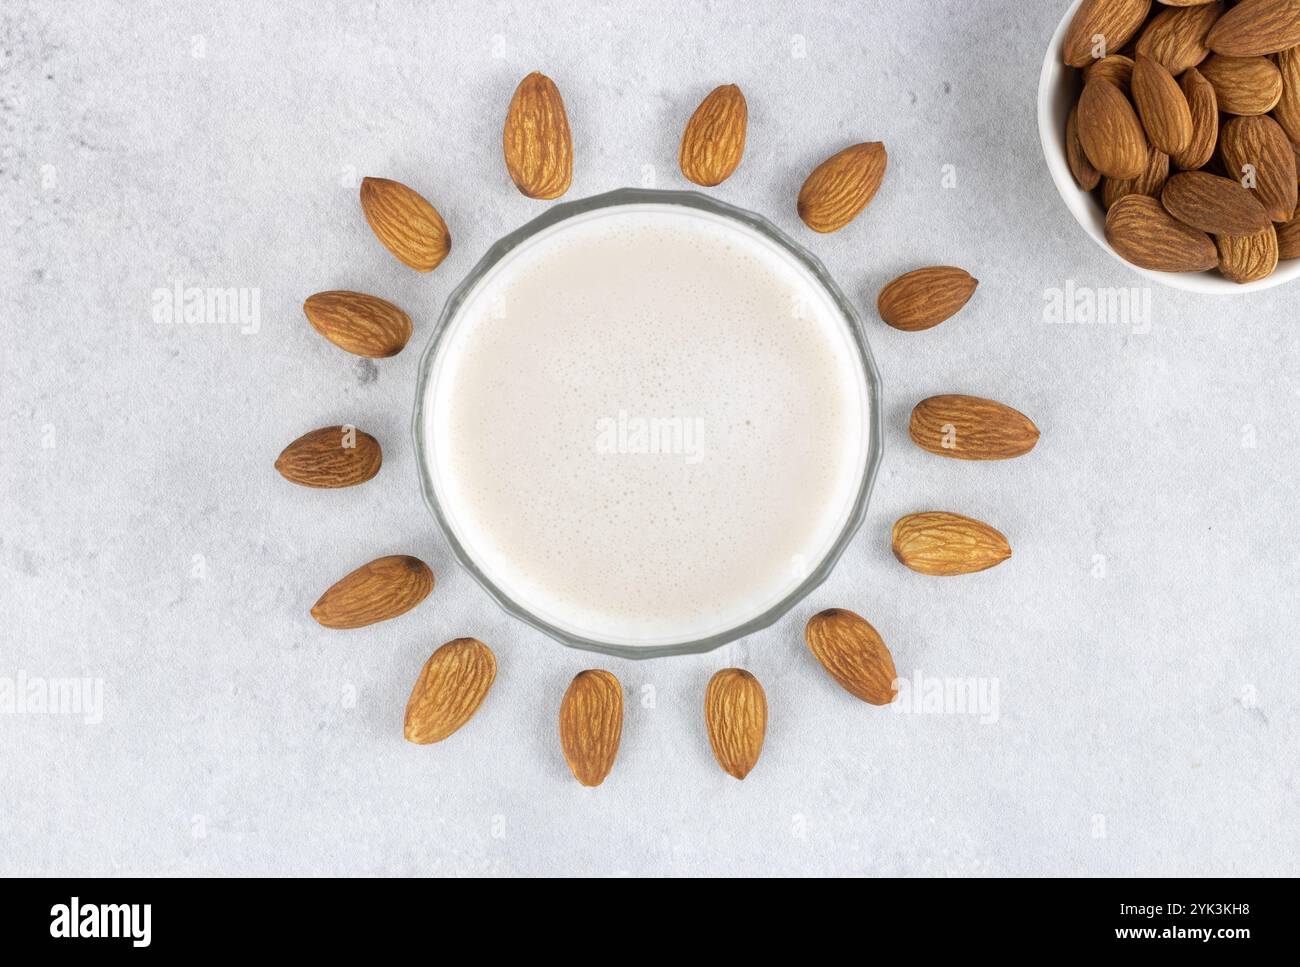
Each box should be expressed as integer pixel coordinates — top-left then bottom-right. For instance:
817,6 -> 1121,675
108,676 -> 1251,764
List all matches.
275,72 -> 1041,785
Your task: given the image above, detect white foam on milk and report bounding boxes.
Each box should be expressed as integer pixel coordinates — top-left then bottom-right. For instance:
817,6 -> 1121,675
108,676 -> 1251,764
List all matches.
423,204 -> 869,647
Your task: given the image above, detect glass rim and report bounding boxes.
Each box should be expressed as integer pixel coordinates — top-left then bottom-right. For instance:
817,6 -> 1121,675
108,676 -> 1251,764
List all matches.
411,187 -> 884,660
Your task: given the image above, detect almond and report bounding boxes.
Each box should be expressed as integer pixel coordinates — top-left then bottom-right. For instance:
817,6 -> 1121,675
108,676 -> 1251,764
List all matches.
503,71 -> 573,200
1102,145 -> 1170,208
1206,0 -> 1300,57
1162,170 -> 1272,234
358,177 -> 451,272
876,266 -> 978,332
796,141 -> 888,233
1077,79 -> 1150,178
1278,211 -> 1300,259
1085,54 -> 1135,93
559,669 -> 622,787
804,608 -> 898,706
1067,104 -> 1103,191
403,638 -> 497,744
909,395 -> 1040,461
1105,194 -> 1219,270
275,425 -> 382,488
1220,115 -> 1298,222
1134,2 -> 1222,73
1216,224 -> 1280,282
704,669 -> 767,780
302,290 -> 412,358
1197,54 -> 1284,115
1171,67 -> 1219,169
311,555 -> 434,629
1274,45 -> 1300,143
1063,0 -> 1153,68
679,84 -> 747,187
1132,54 -> 1193,154
892,511 -> 1012,577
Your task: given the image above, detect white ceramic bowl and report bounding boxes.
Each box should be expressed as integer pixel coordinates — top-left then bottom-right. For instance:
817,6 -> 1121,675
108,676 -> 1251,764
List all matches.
1037,0 -> 1299,295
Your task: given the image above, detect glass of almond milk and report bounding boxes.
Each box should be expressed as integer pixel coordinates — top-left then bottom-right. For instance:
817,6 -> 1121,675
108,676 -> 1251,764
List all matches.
413,189 -> 882,658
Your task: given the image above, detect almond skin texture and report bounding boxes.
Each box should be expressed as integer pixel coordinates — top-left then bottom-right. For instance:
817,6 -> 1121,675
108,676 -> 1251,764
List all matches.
404,638 -> 497,744
311,555 -> 434,629
1162,170 -> 1272,234
1132,54 -> 1193,155
679,84 -> 747,187
1135,2 -> 1223,73
1219,115 -> 1298,223
359,177 -> 451,272
559,670 -> 622,787
503,71 -> 573,200
275,425 -> 381,488
1067,104 -> 1103,190
1278,212 -> 1300,260
1102,146 -> 1170,208
1197,55 -> 1283,115
1105,194 -> 1219,270
805,609 -> 898,706
1171,67 -> 1219,170
704,669 -> 767,780
1274,45 -> 1300,144
892,512 -> 1012,577
302,290 -> 412,358
1216,225 -> 1280,282
1063,0 -> 1153,68
877,266 -> 978,332
1077,79 -> 1150,178
1085,54 -> 1135,93
909,395 -> 1040,461
797,142 -> 888,233
1206,0 -> 1300,57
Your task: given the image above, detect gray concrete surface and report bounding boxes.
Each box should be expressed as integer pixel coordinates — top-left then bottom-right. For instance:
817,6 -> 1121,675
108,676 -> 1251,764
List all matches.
1,0 -> 1296,876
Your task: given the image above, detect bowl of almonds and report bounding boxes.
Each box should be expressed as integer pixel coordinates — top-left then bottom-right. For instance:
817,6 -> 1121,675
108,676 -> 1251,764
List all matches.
1038,0 -> 1300,292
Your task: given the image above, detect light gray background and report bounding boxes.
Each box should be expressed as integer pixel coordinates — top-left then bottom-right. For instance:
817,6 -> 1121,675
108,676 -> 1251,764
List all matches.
3,0 -> 1297,877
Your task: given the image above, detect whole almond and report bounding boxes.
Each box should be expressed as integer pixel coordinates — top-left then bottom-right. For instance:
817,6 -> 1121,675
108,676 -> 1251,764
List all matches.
1063,0 -> 1153,68
894,514 -> 1013,574
1105,194 -> 1219,270
311,555 -> 434,629
1216,225 -> 1280,282
1085,54 -> 1135,93
1278,211 -> 1300,259
559,669 -> 622,787
1077,79 -> 1150,178
1132,54 -> 1193,155
275,425 -> 381,488
1274,45 -> 1300,143
804,609 -> 898,706
1220,115 -> 1298,222
503,71 -> 573,200
892,511 -> 1012,576
1067,104 -> 1103,191
877,266 -> 978,332
1102,146 -> 1170,208
704,669 -> 767,780
1206,0 -> 1300,57
909,395 -> 1040,461
796,141 -> 888,233
679,84 -> 747,187
358,177 -> 451,272
1162,170 -> 1272,234
1197,54 -> 1283,115
1134,2 -> 1223,73
1171,67 -> 1219,170
404,638 -> 497,744
303,290 -> 412,358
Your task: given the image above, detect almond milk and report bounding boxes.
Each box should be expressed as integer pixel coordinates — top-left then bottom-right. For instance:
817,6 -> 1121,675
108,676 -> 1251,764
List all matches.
421,202 -> 870,648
